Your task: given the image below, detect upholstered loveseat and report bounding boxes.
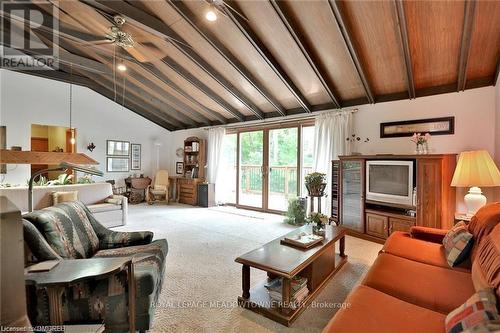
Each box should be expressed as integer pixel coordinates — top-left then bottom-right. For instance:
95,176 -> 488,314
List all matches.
0,183 -> 127,227
324,202 -> 500,332
23,201 -> 167,333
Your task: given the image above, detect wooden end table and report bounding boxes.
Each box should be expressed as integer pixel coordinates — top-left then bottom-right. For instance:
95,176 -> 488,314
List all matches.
25,258 -> 136,333
235,225 -> 347,326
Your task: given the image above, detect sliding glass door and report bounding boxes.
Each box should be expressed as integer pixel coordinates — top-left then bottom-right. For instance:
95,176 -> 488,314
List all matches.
238,130 -> 264,208
219,122 -> 314,213
268,128 -> 298,211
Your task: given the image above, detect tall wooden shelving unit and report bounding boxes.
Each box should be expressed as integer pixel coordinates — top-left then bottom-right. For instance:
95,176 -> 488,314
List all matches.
332,154 -> 456,244
178,137 -> 206,205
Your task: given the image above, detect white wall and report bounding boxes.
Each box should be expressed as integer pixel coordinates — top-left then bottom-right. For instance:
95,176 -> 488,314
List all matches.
0,70 -> 171,186
351,87 -> 496,156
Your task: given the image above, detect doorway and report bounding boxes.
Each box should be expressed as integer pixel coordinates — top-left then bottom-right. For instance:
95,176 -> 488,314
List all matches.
222,122 -> 314,213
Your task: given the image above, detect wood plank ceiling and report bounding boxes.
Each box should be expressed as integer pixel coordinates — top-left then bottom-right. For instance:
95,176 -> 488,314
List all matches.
1,0 -> 499,131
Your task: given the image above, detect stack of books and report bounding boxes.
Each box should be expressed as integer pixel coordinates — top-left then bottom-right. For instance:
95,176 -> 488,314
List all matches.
264,276 -> 309,309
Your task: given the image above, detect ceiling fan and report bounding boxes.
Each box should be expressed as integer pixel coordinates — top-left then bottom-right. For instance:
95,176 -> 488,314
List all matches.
81,15 -> 164,63
204,0 -> 249,22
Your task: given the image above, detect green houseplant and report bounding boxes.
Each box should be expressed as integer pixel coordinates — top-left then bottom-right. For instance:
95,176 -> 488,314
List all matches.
304,172 -> 327,196
284,197 -> 307,226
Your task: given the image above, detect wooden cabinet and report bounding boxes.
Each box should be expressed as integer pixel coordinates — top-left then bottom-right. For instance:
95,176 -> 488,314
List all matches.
416,156 -> 456,230
331,160 -> 341,223
335,154 -> 455,243
340,160 -> 364,233
389,217 -> 414,234
178,178 -> 202,205
366,213 -> 388,239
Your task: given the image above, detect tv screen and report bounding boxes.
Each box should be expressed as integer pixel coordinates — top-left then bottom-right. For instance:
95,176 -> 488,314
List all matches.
368,164 -> 410,196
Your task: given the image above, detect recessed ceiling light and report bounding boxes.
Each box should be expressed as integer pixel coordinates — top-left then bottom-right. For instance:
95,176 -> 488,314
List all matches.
117,63 -> 127,72
205,8 -> 217,21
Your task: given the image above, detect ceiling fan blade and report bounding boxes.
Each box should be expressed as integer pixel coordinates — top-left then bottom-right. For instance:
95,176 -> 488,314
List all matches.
125,46 -> 148,63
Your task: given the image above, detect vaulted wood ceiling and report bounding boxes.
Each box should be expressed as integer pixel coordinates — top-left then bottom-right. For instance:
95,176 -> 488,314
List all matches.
2,0 -> 499,131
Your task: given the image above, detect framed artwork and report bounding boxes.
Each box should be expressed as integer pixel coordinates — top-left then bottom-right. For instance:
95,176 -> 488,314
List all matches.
380,117 -> 455,138
107,157 -> 129,172
107,140 -> 130,156
176,162 -> 184,175
131,143 -> 141,170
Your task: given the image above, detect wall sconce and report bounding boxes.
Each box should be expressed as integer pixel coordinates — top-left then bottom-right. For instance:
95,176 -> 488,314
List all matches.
87,142 -> 96,152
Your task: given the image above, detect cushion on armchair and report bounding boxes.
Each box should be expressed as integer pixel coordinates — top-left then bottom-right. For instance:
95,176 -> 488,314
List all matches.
24,201 -> 100,259
443,221 -> 474,267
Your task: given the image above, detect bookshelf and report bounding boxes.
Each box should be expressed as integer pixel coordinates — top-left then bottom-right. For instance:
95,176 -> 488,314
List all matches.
178,137 -> 206,205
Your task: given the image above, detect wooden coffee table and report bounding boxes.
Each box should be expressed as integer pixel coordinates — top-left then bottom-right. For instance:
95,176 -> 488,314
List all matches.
235,225 -> 347,326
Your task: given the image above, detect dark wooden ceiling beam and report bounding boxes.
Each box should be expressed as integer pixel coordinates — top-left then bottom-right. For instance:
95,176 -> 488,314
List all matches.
327,0 -> 374,104
394,0 -> 415,99
27,12 -> 211,128
162,57 -> 244,122
223,0 -> 312,113
136,62 -> 228,125
88,0 -> 264,120
168,0 -> 286,117
269,0 -> 341,108
457,0 -> 477,92
12,67 -> 177,130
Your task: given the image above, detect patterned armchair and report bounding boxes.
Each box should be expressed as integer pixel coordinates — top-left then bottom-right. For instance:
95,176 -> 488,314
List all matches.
23,201 -> 168,333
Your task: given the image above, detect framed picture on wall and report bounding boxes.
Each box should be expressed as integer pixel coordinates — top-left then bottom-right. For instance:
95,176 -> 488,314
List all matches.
131,143 -> 141,170
380,117 -> 455,138
107,140 -> 130,156
176,162 -> 184,175
107,157 -> 129,172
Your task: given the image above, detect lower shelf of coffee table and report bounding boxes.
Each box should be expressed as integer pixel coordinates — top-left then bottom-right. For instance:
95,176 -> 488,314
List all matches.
238,253 -> 347,326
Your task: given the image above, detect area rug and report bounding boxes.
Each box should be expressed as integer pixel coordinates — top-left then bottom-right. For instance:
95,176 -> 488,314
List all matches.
116,204 -> 382,333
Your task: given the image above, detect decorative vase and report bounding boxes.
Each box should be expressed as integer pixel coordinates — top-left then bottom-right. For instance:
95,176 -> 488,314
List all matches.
415,144 -> 422,155
312,224 -> 325,236
306,183 -> 327,197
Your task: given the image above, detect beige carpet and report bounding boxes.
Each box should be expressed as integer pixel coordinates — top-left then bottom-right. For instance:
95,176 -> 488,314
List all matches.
116,204 -> 382,333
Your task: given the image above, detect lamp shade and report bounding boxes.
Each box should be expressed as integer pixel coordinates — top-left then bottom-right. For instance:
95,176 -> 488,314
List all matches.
451,150 -> 500,187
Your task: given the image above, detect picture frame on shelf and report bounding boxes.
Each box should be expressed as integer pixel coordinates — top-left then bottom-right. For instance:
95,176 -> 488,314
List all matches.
176,162 -> 184,175
131,143 -> 141,170
107,157 -> 129,172
380,117 -> 455,138
106,140 -> 130,156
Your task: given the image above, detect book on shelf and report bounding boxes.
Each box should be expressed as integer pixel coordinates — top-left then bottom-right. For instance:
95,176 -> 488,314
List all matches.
264,276 -> 309,308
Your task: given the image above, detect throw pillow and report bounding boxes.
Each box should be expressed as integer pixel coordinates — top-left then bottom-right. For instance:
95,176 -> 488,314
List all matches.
52,190 -> 78,205
443,221 -> 474,267
445,289 -> 500,333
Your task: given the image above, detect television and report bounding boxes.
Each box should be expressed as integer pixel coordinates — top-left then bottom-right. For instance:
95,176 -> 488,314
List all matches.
366,160 -> 414,207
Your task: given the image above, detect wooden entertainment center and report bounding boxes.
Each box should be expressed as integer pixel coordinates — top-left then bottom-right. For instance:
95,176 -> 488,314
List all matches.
331,154 -> 456,243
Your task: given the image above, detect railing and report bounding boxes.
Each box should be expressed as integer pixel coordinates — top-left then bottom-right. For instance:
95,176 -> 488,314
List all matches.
239,165 -> 313,195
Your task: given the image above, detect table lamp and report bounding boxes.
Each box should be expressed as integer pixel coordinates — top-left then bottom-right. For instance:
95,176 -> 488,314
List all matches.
451,150 -> 500,217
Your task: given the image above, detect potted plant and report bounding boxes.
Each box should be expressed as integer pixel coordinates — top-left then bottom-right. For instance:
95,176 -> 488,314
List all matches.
284,197 -> 307,226
307,212 -> 329,235
304,172 -> 327,196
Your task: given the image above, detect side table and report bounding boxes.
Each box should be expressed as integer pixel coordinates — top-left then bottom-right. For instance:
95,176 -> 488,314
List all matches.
25,258 -> 136,333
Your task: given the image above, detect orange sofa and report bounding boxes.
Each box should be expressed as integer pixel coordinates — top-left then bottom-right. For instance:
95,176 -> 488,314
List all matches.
324,202 -> 500,333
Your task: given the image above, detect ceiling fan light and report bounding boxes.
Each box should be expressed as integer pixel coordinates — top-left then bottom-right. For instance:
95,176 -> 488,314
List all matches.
117,63 -> 127,72
205,8 -> 217,21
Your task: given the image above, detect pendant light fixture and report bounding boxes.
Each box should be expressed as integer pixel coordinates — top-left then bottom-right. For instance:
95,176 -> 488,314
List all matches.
69,65 -> 75,146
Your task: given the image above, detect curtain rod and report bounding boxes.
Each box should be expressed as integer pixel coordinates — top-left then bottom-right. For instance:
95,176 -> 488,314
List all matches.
202,108 -> 358,131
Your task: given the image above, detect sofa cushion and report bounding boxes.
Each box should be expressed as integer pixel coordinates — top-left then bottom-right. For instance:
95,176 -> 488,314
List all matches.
443,221 -> 474,267
468,202 -> 500,259
52,191 -> 78,205
445,288 -> 500,333
323,285 -> 446,333
24,201 -> 100,259
88,203 -> 122,214
475,225 -> 500,298
93,240 -> 168,298
362,253 -> 475,314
